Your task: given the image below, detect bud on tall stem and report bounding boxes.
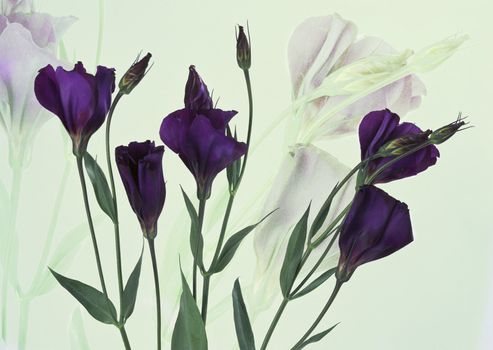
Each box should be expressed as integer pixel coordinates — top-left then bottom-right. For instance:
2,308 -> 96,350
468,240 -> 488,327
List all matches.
236,25 -> 251,70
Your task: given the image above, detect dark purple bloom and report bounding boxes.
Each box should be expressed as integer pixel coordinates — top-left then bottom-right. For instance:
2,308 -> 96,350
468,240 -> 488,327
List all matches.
160,67 -> 246,199
184,65 -> 213,112
336,185 -> 413,282
34,62 -> 115,156
359,109 -> 439,183
115,141 -> 165,239
118,52 -> 152,94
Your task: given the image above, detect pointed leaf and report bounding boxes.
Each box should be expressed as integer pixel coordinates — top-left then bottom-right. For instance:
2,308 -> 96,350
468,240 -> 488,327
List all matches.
181,187 -> 204,271
309,182 -> 339,239
232,279 -> 256,350
291,268 -> 336,299
171,270 -> 208,350
49,268 -> 118,325
121,245 -> 144,322
213,210 -> 276,273
280,205 -> 310,297
83,153 -> 117,223
294,323 -> 339,349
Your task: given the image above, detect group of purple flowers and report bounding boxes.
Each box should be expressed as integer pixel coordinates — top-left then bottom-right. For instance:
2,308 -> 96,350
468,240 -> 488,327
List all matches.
31,22 -> 465,350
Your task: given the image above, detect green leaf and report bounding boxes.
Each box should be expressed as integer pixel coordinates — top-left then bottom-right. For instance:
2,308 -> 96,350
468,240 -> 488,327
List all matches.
212,210 -> 276,273
171,269 -> 208,350
309,183 -> 338,239
291,268 -> 336,299
280,204 -> 310,297
293,323 -> 339,349
69,308 -> 91,350
232,279 -> 255,350
83,153 -> 117,223
49,268 -> 118,325
121,245 -> 144,322
181,187 -> 204,271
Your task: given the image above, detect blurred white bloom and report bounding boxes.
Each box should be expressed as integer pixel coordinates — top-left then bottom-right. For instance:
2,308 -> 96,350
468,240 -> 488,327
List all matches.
0,6 -> 74,166
251,144 -> 354,311
1,0 -> 32,15
286,14 -> 466,144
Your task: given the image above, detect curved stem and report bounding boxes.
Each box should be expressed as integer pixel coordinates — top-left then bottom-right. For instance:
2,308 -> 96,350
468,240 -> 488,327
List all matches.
192,199 -> 206,300
148,239 -> 162,350
105,92 -> 125,323
291,281 -> 343,349
16,299 -> 30,350
1,163 -> 23,340
259,298 -> 289,350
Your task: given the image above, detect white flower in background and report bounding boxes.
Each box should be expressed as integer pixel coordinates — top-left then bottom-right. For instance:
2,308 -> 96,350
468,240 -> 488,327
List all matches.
1,0 -> 32,15
251,13 -> 466,312
285,13 -> 466,144
0,1 -> 75,167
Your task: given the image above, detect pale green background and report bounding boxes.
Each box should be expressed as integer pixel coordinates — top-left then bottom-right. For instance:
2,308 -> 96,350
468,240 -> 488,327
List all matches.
1,0 -> 492,349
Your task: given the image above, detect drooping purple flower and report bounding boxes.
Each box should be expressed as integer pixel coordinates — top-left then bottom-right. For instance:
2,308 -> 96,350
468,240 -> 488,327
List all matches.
336,185 -> 413,282
115,140 -> 165,239
34,62 -> 115,156
359,109 -> 439,183
160,67 -> 246,199
184,65 -> 213,112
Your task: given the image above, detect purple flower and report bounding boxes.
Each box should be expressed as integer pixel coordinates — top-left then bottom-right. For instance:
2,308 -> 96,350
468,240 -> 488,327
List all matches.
160,67 -> 246,199
184,65 -> 213,112
336,185 -> 413,282
359,109 -> 439,183
115,141 -> 165,239
34,62 -> 115,156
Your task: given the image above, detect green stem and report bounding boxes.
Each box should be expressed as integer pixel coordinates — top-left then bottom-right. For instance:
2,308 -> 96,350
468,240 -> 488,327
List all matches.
1,163 -> 23,341
259,298 -> 289,350
200,194 -> 235,322
76,156 -> 110,297
94,0 -> 104,66
291,230 -> 340,297
148,239 -> 162,350
16,299 -> 30,350
193,199 -> 206,300
234,69 -> 254,192
105,92 -> 125,323
291,281 -> 343,349
119,327 -> 132,350
311,204 -> 351,248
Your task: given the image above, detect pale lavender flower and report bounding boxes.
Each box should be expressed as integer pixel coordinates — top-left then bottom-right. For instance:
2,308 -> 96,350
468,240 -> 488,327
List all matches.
0,5 -> 74,166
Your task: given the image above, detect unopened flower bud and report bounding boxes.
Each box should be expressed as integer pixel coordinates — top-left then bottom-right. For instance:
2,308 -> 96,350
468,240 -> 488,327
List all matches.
376,130 -> 432,157
430,115 -> 467,145
119,52 -> 152,94
236,25 -> 251,70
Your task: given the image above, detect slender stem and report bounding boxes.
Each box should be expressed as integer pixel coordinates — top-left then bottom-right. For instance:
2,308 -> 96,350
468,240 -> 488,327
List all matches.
148,239 -> 162,350
105,92 -> 125,324
260,298 -> 289,350
200,194 -> 235,322
234,69 -> 254,193
311,204 -> 351,248
119,327 -> 132,350
94,0 -> 104,66
193,199 -> 206,300
1,163 -> 23,340
76,157 -> 109,298
16,299 -> 30,350
200,275 -> 210,323
259,247 -> 313,350
291,230 -> 340,297
291,281 -> 343,349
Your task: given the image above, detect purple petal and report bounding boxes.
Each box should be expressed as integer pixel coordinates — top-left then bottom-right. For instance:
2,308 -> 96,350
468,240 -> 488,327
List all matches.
338,186 -> 413,277
204,108 -> 237,131
159,108 -> 195,154
358,109 -> 399,159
